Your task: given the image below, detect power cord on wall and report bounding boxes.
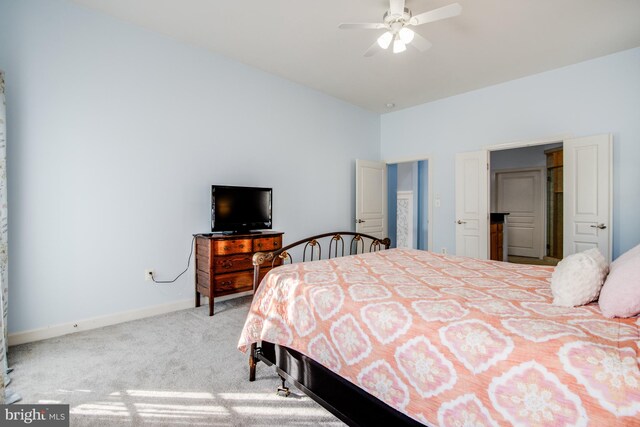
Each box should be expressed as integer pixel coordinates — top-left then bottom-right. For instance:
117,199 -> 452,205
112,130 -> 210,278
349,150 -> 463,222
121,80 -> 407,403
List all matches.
150,236 -> 196,284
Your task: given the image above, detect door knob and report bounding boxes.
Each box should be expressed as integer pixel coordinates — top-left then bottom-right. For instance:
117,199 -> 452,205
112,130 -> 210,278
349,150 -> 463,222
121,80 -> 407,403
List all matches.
590,223 -> 607,230
457,220 -> 467,224
356,219 -> 366,224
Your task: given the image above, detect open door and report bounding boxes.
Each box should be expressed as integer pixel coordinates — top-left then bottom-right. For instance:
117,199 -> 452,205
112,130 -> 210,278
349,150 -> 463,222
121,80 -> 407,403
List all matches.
355,160 -> 387,239
455,151 -> 489,259
564,134 -> 612,261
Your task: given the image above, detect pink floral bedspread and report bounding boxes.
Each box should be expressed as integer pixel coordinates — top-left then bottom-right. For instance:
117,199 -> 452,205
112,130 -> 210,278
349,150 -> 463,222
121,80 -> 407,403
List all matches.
238,248 -> 640,426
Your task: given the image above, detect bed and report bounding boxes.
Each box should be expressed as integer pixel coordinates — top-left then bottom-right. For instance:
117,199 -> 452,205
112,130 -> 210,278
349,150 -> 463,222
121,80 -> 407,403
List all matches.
238,232 -> 640,426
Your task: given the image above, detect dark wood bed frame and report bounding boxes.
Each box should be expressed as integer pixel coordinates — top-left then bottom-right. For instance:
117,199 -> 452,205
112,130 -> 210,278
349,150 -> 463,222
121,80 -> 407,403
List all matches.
255,341 -> 424,426
246,232 -> 424,426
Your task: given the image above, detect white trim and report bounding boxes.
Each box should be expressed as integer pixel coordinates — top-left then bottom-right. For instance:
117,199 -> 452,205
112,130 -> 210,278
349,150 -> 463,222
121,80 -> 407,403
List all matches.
485,135 -> 568,152
385,156 -> 433,251
384,154 -> 432,164
8,292 -> 252,346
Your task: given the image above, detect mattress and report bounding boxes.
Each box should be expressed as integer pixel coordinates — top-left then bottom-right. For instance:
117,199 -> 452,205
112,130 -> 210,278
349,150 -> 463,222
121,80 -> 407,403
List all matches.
238,248 -> 640,426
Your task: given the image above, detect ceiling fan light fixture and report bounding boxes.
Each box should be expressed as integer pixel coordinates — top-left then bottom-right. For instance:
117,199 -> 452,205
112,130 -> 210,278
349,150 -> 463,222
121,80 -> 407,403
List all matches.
340,1 -> 462,57
398,27 -> 415,44
377,31 -> 393,49
393,38 -> 406,53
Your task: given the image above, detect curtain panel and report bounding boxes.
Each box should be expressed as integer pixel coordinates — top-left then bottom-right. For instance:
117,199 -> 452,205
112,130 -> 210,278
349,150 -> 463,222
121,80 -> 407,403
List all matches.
0,71 -> 18,404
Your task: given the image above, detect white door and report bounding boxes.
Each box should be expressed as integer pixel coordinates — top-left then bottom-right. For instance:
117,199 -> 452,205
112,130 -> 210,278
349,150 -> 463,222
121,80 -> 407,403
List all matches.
355,159 -> 387,239
564,134 -> 612,261
496,169 -> 544,258
455,151 -> 489,259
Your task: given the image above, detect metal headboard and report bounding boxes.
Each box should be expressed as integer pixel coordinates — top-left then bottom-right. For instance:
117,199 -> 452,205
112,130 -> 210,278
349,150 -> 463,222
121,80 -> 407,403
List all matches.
252,231 -> 391,293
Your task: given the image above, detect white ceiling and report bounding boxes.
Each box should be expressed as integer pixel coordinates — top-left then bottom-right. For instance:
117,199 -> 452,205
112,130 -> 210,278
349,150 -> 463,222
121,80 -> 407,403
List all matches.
72,0 -> 640,113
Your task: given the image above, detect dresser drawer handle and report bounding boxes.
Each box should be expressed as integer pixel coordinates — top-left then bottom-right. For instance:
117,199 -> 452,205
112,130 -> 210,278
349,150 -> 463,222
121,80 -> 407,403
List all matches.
223,246 -> 229,251
239,244 -> 244,248
221,260 -> 233,269
220,281 -> 233,287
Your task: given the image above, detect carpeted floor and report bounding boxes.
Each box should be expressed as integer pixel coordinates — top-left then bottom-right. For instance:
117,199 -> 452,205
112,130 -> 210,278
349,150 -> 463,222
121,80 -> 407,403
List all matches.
508,255 -> 560,266
9,296 -> 344,426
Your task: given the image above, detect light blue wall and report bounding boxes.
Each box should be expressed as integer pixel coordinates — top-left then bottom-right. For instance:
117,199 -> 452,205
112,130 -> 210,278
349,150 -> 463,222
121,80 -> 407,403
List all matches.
0,0 -> 380,334
491,143 -> 562,171
397,162 -> 414,191
381,48 -> 640,259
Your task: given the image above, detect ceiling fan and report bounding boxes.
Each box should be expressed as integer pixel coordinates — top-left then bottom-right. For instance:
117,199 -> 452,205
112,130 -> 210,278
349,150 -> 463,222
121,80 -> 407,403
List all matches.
339,0 -> 462,56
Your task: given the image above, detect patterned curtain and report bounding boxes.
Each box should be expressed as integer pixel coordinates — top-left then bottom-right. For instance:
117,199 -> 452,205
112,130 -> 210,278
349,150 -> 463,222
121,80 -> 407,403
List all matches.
0,71 -> 19,404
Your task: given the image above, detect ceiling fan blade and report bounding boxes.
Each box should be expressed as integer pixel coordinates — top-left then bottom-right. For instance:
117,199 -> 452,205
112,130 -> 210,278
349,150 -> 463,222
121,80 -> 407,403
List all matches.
389,0 -> 405,16
339,22 -> 386,30
364,40 -> 384,57
410,32 -> 432,52
409,3 -> 462,26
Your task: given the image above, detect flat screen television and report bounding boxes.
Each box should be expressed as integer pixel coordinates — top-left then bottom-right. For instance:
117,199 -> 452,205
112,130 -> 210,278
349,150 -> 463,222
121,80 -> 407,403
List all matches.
211,185 -> 272,233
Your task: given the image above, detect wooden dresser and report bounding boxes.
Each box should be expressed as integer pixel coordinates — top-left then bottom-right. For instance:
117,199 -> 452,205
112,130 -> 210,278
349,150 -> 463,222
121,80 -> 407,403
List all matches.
490,222 -> 504,261
490,213 -> 509,262
194,231 -> 283,316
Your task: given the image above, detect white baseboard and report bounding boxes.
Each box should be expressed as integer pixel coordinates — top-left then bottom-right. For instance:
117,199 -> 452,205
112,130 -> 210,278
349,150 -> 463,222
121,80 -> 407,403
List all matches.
8,292 -> 252,346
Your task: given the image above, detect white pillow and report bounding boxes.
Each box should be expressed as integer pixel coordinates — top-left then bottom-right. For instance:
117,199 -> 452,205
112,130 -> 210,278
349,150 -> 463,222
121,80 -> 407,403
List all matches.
551,248 -> 609,307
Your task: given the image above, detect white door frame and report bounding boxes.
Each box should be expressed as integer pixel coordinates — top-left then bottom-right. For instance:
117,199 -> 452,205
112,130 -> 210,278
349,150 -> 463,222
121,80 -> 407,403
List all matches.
384,155 -> 433,251
493,167 -> 546,259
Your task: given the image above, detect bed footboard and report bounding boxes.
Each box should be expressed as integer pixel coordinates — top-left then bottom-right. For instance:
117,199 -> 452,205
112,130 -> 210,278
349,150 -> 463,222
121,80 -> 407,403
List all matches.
248,231 -> 390,382
251,231 -> 390,294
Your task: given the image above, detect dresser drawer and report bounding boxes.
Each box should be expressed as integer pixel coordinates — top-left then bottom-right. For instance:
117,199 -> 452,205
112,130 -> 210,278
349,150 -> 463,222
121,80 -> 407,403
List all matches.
213,269 -> 272,296
214,271 -> 254,296
213,254 -> 253,273
213,239 -> 252,255
253,236 -> 282,252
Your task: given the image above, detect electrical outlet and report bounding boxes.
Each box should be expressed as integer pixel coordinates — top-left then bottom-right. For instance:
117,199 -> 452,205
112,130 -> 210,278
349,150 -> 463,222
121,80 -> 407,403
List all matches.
145,269 -> 154,281
441,248 -> 447,254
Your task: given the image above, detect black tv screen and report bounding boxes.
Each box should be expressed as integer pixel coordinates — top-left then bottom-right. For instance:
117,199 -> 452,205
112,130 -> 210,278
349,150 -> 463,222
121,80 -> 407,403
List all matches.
211,185 -> 272,232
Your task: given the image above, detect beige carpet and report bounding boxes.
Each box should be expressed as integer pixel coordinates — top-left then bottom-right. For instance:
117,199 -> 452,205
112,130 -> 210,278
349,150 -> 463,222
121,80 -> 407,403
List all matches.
9,296 -> 344,426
